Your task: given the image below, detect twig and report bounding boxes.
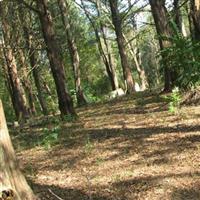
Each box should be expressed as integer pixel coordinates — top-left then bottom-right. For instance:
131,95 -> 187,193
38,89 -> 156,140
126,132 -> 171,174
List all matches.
48,189 -> 64,200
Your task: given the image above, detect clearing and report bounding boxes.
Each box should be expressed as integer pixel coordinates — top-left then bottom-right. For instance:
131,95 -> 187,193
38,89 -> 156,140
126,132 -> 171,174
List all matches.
12,92 -> 200,200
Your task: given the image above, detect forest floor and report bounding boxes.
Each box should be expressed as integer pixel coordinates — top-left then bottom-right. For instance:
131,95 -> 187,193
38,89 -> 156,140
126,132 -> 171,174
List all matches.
12,91 -> 200,200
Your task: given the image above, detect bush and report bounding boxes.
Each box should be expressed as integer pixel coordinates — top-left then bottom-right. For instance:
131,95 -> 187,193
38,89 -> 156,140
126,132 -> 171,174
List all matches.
160,34 -> 200,88
164,87 -> 181,114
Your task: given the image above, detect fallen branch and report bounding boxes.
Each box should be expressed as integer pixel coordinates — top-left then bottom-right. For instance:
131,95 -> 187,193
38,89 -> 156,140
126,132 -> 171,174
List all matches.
48,189 -> 64,200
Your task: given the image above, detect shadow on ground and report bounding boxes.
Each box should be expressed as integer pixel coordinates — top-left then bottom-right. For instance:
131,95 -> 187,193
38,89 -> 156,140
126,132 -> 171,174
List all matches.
111,172 -> 200,200
171,187 -> 200,200
29,171 -> 200,200
30,182 -> 112,200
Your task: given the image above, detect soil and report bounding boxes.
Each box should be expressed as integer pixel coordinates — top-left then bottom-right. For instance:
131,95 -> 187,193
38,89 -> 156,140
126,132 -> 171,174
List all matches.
12,92 -> 200,200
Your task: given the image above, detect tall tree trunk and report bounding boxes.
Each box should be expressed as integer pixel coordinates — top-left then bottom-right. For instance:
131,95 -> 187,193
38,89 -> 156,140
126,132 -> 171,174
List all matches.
1,49 -> 20,118
18,49 -> 36,116
0,6 -> 30,120
123,34 -> 148,91
24,28 -> 49,115
81,0 -> 119,91
95,0 -> 119,91
173,0 -> 188,36
190,0 -> 200,40
149,0 -> 173,92
57,0 -> 87,106
3,48 -> 29,120
127,0 -> 149,90
0,100 -> 36,200
109,0 -> 135,94
101,30 -> 119,90
36,0 -> 76,117
18,5 -> 49,115
173,0 -> 182,32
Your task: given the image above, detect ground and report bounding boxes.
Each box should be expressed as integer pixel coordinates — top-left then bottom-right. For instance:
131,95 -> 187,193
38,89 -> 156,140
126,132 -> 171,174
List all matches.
12,92 -> 200,200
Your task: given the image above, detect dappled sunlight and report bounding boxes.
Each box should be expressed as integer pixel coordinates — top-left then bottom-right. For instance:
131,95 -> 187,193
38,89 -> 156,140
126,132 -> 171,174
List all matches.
13,93 -> 200,199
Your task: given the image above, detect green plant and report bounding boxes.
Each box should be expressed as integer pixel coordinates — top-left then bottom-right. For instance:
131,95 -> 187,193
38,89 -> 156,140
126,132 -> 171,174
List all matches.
40,126 -> 60,149
62,114 -> 78,122
164,87 -> 181,114
95,157 -> 104,165
84,135 -> 93,154
160,34 -> 200,89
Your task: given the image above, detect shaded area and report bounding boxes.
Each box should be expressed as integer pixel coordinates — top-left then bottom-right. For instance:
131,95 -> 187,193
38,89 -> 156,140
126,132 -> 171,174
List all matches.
12,92 -> 200,200
23,124 -> 200,176
111,172 -> 200,200
171,187 -> 200,200
31,182 -> 112,200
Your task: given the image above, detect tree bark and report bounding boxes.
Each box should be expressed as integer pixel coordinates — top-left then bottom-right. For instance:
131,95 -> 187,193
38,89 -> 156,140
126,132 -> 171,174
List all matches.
109,0 -> 135,94
173,0 -> 182,32
18,49 -> 36,116
190,0 -> 200,40
149,0 -> 173,92
0,100 -> 36,200
24,28 -> 49,115
57,0 -> 87,106
36,0 -> 76,117
126,0 -> 149,90
17,5 -> 49,116
124,34 -> 148,91
0,6 -> 30,120
95,0 -> 119,91
80,0 -> 119,91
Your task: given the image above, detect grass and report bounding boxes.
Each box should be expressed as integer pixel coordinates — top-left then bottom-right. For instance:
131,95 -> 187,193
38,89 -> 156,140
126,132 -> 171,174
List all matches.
13,91 -> 200,200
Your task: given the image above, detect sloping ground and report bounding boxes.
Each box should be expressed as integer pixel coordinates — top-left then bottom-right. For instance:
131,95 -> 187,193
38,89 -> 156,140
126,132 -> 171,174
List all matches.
13,92 -> 200,200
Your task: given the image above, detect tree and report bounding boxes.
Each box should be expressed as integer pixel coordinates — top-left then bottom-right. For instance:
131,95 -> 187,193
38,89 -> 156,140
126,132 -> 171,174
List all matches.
0,3 -> 30,120
173,0 -> 182,32
149,0 -> 173,92
57,0 -> 87,106
80,0 -> 119,91
0,100 -> 36,200
126,0 -> 149,91
18,48 -> 37,116
18,4 -> 49,115
109,0 -> 135,94
36,0 -> 76,117
190,0 -> 200,40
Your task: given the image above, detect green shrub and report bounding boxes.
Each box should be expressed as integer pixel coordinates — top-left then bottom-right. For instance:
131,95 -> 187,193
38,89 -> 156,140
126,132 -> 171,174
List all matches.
40,126 -> 60,149
160,34 -> 200,89
164,87 -> 181,114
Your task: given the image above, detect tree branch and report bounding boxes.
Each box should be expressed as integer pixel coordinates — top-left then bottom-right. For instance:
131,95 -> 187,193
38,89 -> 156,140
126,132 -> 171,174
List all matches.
17,0 -> 40,13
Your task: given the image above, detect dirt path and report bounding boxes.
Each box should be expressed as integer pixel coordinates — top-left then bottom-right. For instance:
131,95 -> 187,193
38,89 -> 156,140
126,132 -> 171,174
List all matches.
14,93 -> 200,200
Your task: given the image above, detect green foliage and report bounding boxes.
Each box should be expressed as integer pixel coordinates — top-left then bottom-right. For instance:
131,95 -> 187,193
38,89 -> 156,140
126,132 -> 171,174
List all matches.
62,114 -> 78,122
0,68 -> 15,121
84,135 -> 93,154
164,87 -> 181,114
40,126 -> 60,149
160,34 -> 200,88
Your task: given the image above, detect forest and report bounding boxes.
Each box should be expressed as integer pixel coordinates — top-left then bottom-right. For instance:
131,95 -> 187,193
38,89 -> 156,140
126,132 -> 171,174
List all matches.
0,0 -> 200,199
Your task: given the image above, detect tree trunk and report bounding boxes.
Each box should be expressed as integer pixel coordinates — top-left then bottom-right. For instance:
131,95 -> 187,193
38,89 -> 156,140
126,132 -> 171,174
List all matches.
1,49 -> 20,118
96,0 -> 119,91
0,7 -> 30,120
18,5 -> 49,116
80,0 -> 119,91
0,100 -> 36,200
125,1 -> 149,90
24,29 -> 49,115
123,33 -> 147,91
109,0 -> 135,94
190,0 -> 200,40
36,0 -> 76,117
57,0 -> 87,106
149,0 -> 173,92
173,0 -> 182,32
18,49 -> 36,116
